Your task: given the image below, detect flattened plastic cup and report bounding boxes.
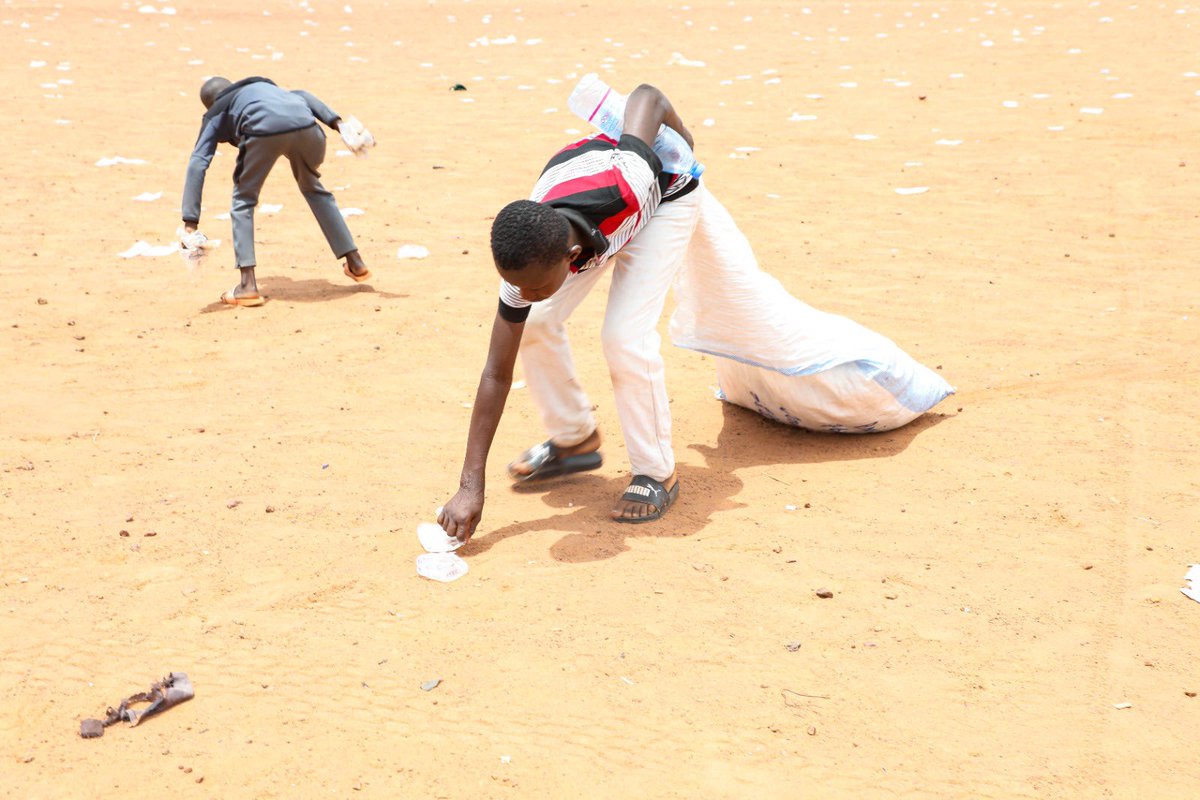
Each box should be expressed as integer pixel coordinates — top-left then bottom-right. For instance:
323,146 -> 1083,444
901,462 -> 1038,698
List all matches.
417,522 -> 463,553
416,552 -> 469,583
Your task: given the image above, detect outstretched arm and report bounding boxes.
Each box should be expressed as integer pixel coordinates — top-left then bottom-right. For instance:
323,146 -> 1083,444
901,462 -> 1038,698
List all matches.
292,89 -> 342,130
439,308 -> 525,542
622,83 -> 694,151
181,119 -> 221,231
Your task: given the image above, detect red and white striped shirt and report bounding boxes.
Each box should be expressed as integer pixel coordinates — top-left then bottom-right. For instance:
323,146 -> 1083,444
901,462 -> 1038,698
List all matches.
499,133 -> 697,319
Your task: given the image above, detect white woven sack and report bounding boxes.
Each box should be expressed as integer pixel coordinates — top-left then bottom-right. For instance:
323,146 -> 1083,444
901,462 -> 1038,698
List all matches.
670,187 -> 953,432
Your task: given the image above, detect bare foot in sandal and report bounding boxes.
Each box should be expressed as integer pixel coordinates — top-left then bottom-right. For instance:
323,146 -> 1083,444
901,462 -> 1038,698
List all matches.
343,249 -> 371,282
509,429 -> 602,480
612,471 -> 679,523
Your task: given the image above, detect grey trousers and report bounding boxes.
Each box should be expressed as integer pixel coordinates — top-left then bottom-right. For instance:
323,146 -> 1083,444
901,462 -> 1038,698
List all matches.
230,124 -> 356,268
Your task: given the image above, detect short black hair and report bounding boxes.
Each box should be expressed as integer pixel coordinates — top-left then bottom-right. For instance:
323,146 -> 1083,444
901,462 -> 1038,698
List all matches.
200,76 -> 233,109
491,200 -> 569,272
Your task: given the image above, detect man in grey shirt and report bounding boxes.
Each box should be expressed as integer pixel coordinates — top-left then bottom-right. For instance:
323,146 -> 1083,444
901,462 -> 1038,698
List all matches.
181,76 -> 371,307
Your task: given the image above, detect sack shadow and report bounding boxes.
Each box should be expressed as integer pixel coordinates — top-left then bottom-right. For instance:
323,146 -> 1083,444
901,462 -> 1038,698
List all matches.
198,276 -> 408,312
460,402 -> 953,564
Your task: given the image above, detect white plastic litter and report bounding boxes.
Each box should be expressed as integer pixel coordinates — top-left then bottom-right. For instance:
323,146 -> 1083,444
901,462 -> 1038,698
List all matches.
177,227 -> 220,262
418,521 -> 463,554
340,207 -> 365,217
895,186 -> 930,195
133,192 -> 162,202
396,244 -> 430,259
1182,564 -> 1200,604
260,203 -> 283,215
96,156 -> 147,167
118,241 -> 181,258
338,115 -> 376,156
416,552 -> 469,583
670,188 -> 953,432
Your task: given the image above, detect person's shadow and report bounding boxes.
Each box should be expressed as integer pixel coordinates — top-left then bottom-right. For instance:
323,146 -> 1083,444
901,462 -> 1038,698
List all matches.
461,403 -> 952,563
199,276 -> 408,312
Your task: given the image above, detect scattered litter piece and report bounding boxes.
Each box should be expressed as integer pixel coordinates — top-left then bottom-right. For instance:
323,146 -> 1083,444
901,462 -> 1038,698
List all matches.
416,552 -> 469,583
96,156 -> 147,167
118,241 -> 180,258
1112,702 -> 1132,710
895,186 -> 929,195
667,52 -> 706,67
339,207 -> 365,217
815,589 -> 834,599
259,203 -> 282,214
1002,100 -> 1019,108
79,672 -> 194,739
396,244 -> 430,259
853,133 -> 877,141
133,192 -> 162,202
417,514 -> 463,553
785,504 -> 797,511
420,679 -> 441,692
338,115 -> 375,156
30,60 -> 46,68
500,755 -> 511,764
511,379 -> 526,389
214,212 -> 231,220
178,228 -> 220,262
935,139 -> 962,146
788,113 -> 817,121
785,641 -> 802,652
1181,564 -> 1200,604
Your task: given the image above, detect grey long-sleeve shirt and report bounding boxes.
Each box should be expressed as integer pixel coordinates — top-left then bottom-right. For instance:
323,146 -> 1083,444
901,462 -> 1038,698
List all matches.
181,83 -> 341,223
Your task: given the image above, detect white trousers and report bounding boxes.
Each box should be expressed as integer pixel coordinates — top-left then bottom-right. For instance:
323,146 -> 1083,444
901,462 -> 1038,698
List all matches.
520,185 -> 704,483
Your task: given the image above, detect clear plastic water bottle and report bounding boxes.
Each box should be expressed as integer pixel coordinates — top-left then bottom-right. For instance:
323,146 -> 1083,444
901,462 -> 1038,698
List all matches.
568,73 -> 705,179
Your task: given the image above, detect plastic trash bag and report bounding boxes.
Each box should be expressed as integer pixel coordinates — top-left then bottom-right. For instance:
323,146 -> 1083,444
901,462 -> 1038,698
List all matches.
176,226 -> 220,264
338,115 -> 376,157
669,187 -> 954,432
416,553 -> 469,582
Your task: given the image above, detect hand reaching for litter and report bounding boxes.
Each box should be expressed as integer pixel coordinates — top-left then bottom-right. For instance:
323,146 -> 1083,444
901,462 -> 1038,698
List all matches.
338,115 -> 376,157
176,226 -> 218,261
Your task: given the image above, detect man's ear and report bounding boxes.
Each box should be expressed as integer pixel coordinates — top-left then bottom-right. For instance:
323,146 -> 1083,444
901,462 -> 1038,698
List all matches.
567,244 -> 583,261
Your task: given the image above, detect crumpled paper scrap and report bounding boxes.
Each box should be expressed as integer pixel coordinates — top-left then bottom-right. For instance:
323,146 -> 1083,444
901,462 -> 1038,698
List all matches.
1182,564 -> 1200,604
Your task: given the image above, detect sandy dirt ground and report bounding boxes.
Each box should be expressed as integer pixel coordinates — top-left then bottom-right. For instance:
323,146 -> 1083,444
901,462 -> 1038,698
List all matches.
1,0 -> 1197,797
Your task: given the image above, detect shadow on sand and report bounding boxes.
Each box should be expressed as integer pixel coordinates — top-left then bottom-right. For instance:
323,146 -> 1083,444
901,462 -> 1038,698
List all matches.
199,276 -> 408,312
461,402 -> 952,564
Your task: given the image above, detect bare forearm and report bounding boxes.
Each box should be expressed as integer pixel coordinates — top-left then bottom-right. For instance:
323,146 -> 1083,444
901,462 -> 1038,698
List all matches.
625,84 -> 694,150
458,310 -> 524,488
458,370 -> 512,489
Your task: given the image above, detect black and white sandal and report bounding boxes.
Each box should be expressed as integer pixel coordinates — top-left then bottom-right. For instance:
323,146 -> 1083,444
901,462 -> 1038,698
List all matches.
614,475 -> 680,524
507,440 -> 603,482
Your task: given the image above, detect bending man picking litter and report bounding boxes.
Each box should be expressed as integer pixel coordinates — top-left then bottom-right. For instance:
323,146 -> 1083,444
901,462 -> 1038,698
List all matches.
180,76 -> 375,306
437,76 -> 953,543
441,82 -> 703,540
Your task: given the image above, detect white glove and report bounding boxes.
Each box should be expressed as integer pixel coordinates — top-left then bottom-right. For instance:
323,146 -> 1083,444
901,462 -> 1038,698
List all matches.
338,115 -> 376,157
